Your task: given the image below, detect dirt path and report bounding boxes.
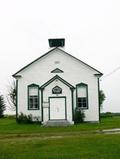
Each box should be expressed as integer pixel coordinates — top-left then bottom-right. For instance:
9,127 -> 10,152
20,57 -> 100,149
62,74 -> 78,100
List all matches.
99,128 -> 120,134
0,128 -> 120,141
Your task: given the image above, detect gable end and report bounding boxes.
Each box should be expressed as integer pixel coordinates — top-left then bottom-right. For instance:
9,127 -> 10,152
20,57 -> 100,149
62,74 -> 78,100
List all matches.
13,47 -> 103,77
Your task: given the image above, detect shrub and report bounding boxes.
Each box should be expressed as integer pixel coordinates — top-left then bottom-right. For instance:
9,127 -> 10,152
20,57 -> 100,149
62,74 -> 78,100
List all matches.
101,112 -> 113,118
74,107 -> 85,124
17,113 -> 33,124
33,116 -> 41,124
4,115 -> 16,119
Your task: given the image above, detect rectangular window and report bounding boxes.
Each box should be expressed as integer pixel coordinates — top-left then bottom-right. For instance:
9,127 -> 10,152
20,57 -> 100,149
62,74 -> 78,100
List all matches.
28,85 -> 39,110
29,96 -> 39,109
78,97 -> 87,108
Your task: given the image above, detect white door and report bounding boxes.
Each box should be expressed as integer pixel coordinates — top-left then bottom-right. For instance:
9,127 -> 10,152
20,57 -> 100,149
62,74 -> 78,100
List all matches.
49,97 -> 66,120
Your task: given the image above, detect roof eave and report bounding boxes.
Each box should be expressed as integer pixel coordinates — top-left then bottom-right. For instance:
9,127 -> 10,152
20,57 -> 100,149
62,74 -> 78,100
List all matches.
12,75 -> 22,79
57,48 -> 103,75
94,73 -> 103,78
13,47 -> 57,76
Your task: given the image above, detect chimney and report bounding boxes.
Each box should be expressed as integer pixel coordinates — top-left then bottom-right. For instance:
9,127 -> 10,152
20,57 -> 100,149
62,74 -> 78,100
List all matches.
48,38 -> 65,47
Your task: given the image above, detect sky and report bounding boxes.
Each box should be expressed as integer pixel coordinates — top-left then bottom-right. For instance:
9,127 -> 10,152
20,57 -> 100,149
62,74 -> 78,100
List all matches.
0,0 -> 120,113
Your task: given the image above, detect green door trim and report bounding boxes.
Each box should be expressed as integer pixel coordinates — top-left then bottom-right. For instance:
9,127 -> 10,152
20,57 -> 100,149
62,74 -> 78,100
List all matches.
98,78 -> 100,122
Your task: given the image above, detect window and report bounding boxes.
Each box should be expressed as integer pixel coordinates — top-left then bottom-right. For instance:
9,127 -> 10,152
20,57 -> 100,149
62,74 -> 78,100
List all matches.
78,97 -> 87,108
76,83 -> 88,109
28,84 -> 39,110
29,96 -> 39,109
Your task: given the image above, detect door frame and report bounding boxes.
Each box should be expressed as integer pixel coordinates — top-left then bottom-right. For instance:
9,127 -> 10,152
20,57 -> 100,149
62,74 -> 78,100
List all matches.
48,96 -> 67,120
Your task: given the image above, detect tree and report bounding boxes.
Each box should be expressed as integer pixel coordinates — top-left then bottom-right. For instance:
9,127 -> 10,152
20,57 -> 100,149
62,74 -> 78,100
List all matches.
99,90 -> 106,110
0,95 -> 6,118
7,80 -> 16,111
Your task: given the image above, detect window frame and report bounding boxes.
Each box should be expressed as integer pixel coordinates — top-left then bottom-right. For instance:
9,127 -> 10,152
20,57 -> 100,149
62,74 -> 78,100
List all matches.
28,84 -> 39,110
76,83 -> 88,109
77,97 -> 87,108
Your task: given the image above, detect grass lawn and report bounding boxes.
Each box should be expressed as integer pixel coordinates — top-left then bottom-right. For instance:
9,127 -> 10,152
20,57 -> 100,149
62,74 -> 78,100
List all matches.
0,117 -> 120,159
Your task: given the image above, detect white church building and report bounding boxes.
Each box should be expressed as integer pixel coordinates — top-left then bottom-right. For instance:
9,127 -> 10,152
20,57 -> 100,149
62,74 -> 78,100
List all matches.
13,39 -> 103,125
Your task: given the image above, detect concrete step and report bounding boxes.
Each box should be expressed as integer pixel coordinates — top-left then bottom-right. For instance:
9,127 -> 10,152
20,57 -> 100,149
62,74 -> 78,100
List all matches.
43,120 -> 72,126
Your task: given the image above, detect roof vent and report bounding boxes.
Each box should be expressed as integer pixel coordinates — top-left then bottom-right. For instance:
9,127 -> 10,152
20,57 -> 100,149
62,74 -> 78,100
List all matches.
48,38 -> 65,47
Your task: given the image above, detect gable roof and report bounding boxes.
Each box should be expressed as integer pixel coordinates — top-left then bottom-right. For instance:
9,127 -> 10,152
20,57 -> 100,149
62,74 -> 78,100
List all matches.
40,75 -> 75,89
13,47 -> 103,77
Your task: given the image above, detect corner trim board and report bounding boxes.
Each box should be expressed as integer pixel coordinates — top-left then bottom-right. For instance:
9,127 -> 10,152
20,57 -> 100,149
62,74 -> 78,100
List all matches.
41,88 -> 43,121
98,78 -> 100,122
16,80 -> 18,120
71,88 -> 74,121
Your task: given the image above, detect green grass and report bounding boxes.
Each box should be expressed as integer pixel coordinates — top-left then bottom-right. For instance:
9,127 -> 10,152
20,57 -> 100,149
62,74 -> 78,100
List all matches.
0,117 -> 120,159
0,116 -> 120,134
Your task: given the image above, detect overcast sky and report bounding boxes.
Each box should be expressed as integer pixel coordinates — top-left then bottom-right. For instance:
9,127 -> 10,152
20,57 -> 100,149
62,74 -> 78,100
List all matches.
0,0 -> 120,113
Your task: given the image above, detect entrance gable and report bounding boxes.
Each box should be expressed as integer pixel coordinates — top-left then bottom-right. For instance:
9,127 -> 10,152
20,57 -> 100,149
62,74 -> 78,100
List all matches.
41,75 -> 75,89
41,76 -> 74,122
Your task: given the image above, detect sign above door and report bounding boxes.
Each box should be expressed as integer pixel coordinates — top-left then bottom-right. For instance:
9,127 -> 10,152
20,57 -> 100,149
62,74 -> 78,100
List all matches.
52,86 -> 62,94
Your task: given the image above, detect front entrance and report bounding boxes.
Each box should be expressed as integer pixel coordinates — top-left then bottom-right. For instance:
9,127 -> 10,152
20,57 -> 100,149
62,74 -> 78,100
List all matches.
49,97 -> 66,120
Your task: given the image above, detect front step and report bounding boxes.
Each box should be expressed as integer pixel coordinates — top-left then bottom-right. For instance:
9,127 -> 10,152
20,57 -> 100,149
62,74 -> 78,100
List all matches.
43,120 -> 73,126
